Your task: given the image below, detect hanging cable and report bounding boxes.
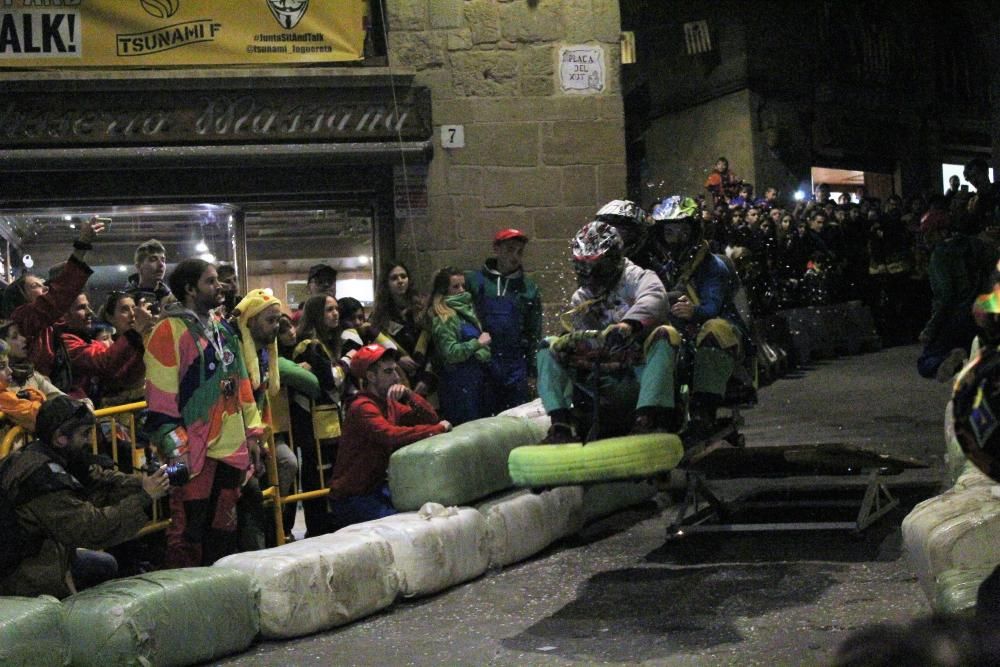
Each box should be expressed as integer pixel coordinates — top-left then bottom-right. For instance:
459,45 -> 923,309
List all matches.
377,0 -> 420,259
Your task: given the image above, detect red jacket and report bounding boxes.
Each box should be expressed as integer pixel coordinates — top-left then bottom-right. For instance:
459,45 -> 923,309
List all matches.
62,329 -> 145,402
328,391 -> 445,499
12,257 -> 91,384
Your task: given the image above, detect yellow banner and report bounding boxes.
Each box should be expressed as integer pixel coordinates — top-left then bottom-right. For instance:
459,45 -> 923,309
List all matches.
0,0 -> 365,67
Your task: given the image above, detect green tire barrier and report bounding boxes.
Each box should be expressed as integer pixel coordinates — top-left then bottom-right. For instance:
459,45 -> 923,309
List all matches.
582,479 -> 659,522
0,595 -> 69,666
63,567 -> 259,667
933,566 -> 998,616
388,416 -> 548,511
507,433 -> 684,487
903,483 -> 1000,599
215,532 -> 399,639
336,502 -> 490,597
475,487 -> 584,567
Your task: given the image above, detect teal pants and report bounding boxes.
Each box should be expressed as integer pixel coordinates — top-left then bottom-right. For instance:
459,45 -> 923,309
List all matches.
537,337 -> 676,413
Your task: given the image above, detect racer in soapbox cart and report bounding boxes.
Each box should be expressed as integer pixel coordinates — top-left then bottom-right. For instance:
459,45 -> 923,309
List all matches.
536,221 -> 678,443
646,195 -> 754,443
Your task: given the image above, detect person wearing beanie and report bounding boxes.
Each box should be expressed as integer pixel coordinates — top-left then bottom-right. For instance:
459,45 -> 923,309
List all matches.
0,395 -> 169,598
327,344 -> 450,530
229,288 -> 299,547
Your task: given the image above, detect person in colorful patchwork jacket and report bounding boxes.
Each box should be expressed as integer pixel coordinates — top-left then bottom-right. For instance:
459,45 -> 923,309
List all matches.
144,258 -> 265,567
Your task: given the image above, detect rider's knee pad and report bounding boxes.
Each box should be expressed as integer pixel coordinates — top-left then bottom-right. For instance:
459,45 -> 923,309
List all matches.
695,318 -> 740,351
645,325 -> 681,351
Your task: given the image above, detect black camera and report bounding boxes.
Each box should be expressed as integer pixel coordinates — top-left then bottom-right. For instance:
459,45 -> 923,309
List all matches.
144,449 -> 190,487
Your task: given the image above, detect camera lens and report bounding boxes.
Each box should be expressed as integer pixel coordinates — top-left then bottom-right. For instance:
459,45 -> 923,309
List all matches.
164,461 -> 190,486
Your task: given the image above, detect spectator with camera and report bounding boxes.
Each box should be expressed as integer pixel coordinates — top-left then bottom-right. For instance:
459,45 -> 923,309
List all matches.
144,258 -> 265,567
2,217 -> 105,393
0,395 -> 169,598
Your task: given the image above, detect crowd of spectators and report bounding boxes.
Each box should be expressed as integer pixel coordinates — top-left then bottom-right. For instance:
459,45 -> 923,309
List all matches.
1,154 -> 997,599
0,219 -> 541,598
699,157 -> 999,364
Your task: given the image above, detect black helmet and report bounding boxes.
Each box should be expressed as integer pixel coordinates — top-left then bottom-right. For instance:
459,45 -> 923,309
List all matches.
571,221 -> 625,293
595,200 -> 648,259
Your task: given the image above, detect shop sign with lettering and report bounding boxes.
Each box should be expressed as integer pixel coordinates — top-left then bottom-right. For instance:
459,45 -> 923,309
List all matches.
0,86 -> 432,146
0,0 -> 363,66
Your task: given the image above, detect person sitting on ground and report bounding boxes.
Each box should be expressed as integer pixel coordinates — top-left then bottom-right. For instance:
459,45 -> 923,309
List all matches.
0,395 -> 169,599
648,196 -> 748,439
5,218 -> 105,393
369,261 -> 433,396
466,228 -> 543,415
124,239 -> 171,314
428,267 -> 492,425
327,344 -> 451,530
537,221 -> 673,443
0,339 -> 46,432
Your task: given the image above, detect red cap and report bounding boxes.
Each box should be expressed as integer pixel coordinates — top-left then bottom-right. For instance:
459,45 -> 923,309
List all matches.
350,343 -> 398,379
494,228 -> 529,243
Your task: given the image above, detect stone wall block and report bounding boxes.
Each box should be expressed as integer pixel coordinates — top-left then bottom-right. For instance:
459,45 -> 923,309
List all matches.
542,121 -> 625,165
414,68 -> 454,99
448,122 -> 538,167
433,98 -> 474,124
561,165 -> 597,207
427,195 -> 458,249
483,167 -> 563,208
464,0 -> 501,44
471,97 -> 603,123
529,205 -> 595,242
590,0 -> 623,43
500,2 -> 563,43
446,166 -> 484,197
521,45 -> 555,77
447,29 -> 473,52
430,0 -> 464,29
458,207 -> 531,242
562,0 -> 597,43
452,52 -> 519,97
520,77 -> 553,97
597,163 -> 628,202
385,1 -> 428,31
389,32 -> 446,71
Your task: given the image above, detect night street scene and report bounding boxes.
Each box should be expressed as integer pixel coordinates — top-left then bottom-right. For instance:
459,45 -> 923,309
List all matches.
2,1 -> 1000,666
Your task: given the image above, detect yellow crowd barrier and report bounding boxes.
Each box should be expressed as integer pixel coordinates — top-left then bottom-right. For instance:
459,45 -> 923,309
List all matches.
0,401 -> 297,547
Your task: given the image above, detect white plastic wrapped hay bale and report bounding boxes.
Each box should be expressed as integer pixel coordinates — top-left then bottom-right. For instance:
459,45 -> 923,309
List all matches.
933,566 -> 999,616
63,567 -> 258,667
336,502 -> 490,598
475,486 -> 585,567
215,533 -> 398,639
388,416 -> 547,511
582,479 -> 658,522
0,596 -> 68,666
498,398 -> 546,420
902,483 -> 1000,598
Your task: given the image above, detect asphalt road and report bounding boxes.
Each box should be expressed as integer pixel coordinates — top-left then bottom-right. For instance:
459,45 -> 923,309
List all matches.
216,344 -> 952,666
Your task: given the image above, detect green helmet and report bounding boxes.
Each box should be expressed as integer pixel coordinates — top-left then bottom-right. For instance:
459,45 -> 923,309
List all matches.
651,196 -> 702,252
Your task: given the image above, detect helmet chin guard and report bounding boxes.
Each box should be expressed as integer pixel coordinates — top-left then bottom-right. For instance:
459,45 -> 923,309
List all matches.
571,221 -> 625,292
